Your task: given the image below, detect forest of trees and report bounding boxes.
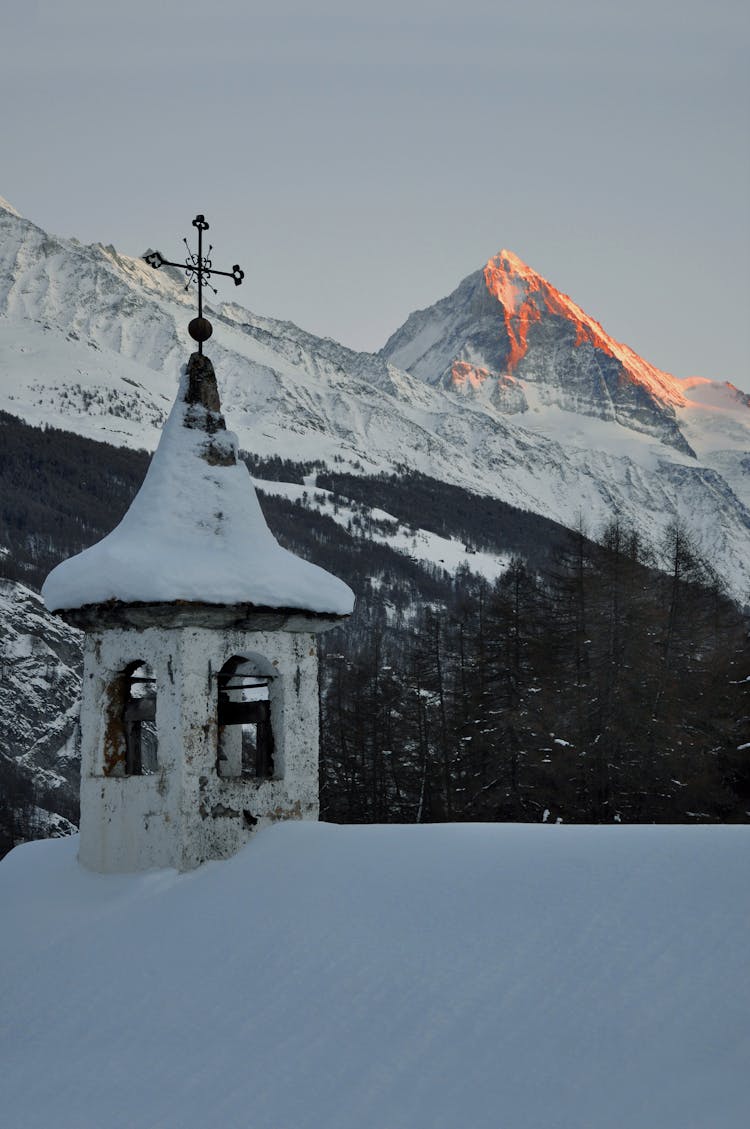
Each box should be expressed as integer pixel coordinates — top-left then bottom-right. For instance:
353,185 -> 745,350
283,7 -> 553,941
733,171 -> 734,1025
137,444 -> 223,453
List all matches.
0,410 -> 150,588
319,520 -> 749,825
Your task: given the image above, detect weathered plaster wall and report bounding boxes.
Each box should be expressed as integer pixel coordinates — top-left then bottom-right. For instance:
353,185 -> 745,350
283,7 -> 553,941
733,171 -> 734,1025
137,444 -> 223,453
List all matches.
78,622 -> 320,873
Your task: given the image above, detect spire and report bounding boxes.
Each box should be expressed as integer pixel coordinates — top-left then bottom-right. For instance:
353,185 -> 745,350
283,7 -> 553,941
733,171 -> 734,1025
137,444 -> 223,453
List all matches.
182,352 -> 236,467
44,213 -> 353,619
42,352 -> 354,618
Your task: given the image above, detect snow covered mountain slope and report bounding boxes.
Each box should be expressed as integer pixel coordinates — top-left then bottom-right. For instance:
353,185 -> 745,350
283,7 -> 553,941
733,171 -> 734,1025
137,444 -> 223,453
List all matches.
1,199 -> 749,597
2,823 -> 749,1129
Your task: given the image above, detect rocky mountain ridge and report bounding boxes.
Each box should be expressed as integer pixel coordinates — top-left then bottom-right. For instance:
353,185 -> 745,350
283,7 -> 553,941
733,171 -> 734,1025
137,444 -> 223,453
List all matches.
1,198 -> 747,599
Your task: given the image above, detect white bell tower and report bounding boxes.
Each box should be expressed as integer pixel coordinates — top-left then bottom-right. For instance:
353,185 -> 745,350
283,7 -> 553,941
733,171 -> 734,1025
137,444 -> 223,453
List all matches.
43,352 -> 353,872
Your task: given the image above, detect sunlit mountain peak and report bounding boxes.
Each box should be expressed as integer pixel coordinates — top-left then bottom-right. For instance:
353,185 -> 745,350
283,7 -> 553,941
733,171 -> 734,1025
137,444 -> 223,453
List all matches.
484,250 -> 685,406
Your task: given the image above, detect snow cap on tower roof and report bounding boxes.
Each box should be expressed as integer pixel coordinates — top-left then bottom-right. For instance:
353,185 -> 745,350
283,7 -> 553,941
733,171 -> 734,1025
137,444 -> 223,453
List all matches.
42,354 -> 355,617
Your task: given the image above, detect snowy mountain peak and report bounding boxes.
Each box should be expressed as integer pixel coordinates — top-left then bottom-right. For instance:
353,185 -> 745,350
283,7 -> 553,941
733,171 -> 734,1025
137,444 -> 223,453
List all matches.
483,249 -> 685,406
382,247 -> 704,453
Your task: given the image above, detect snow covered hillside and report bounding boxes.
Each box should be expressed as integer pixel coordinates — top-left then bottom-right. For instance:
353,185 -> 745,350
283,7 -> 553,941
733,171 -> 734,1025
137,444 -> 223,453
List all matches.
1,198 -> 749,597
2,823 -> 748,1129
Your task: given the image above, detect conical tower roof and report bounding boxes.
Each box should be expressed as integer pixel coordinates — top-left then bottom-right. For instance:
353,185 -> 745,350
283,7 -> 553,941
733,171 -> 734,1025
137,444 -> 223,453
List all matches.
42,354 -> 354,618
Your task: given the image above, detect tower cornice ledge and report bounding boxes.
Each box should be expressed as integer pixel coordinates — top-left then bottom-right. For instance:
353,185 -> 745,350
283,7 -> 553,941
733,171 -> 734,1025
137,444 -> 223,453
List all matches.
57,599 -> 348,634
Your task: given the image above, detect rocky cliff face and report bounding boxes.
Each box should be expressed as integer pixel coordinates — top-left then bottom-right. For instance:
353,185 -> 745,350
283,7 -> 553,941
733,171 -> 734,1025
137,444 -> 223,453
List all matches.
0,580 -> 81,848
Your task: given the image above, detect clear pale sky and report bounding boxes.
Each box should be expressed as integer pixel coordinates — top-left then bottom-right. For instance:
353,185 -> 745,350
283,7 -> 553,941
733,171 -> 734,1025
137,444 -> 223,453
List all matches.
2,0 -> 748,383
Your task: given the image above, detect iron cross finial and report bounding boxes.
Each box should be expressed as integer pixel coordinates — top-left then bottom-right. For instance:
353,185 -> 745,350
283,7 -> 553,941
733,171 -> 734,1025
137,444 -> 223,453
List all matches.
144,215 -> 244,354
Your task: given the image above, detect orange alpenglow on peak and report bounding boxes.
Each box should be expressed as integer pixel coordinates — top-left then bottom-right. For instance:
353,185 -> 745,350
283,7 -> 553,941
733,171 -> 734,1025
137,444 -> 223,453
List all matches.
483,250 -> 686,407
450,360 -> 492,390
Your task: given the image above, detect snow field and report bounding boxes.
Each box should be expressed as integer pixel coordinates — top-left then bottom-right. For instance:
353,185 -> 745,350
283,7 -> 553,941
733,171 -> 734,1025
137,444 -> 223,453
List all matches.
1,822 -> 748,1129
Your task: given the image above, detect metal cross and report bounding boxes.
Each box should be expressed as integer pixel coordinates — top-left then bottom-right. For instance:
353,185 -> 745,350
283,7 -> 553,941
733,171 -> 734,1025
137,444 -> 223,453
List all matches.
144,215 -> 244,354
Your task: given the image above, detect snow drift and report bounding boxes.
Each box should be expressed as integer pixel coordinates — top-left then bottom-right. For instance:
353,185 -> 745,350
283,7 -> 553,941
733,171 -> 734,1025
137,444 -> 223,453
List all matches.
1,822 -> 748,1129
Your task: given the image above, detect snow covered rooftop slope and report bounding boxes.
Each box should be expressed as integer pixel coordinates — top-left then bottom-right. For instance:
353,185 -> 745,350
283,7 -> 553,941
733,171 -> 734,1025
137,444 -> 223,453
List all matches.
42,353 -> 354,617
2,823 -> 747,1129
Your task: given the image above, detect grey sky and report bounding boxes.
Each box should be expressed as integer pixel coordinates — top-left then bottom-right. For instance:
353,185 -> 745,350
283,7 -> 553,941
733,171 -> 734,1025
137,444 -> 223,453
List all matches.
2,0 -> 748,382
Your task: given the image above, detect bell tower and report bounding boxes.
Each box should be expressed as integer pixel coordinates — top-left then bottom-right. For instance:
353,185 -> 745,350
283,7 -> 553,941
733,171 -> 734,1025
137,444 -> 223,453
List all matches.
42,218 -> 353,872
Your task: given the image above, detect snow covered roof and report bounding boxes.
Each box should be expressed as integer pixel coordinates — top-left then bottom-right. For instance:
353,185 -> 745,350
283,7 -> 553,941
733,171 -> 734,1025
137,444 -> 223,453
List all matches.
42,354 -> 354,617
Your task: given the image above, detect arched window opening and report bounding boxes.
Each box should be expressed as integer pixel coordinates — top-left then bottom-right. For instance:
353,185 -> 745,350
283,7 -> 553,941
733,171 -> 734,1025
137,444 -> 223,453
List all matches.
123,662 -> 158,775
217,656 -> 275,780
104,661 -> 158,776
